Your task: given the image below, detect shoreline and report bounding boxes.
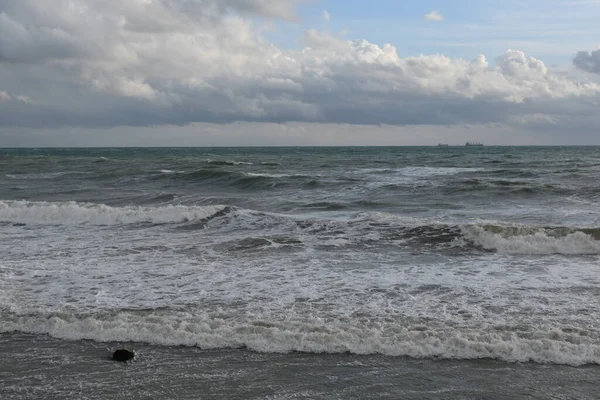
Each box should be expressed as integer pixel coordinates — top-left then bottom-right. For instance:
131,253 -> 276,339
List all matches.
1,332 -> 598,400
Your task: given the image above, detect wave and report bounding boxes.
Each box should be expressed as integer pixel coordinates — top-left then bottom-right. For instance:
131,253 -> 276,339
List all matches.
386,222 -> 600,255
5,172 -> 85,180
460,225 -> 600,255
2,200 -> 598,254
0,200 -> 228,226
205,159 -> 253,166
397,167 -> 484,177
350,213 -> 600,254
2,311 -> 599,366
221,215 -> 600,255
479,169 -> 540,178
360,167 -> 483,177
463,179 -> 539,187
445,179 -> 571,196
155,168 -> 326,189
160,169 -> 273,189
245,172 -> 315,179
300,202 -> 347,211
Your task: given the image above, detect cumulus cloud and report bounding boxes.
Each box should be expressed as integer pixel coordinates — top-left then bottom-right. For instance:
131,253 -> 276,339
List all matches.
222,0 -> 302,20
424,11 -> 444,21
574,48 -> 600,74
0,0 -> 599,137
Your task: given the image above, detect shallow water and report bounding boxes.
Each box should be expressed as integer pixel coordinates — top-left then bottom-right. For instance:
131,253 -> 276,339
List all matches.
2,333 -> 598,400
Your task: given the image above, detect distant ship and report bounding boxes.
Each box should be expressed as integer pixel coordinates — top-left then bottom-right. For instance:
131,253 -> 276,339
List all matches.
437,143 -> 449,147
465,142 -> 483,147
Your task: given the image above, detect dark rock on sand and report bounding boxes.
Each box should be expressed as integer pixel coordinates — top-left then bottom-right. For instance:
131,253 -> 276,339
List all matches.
112,349 -> 134,362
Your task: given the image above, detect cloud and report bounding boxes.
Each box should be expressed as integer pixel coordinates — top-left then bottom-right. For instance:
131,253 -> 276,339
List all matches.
574,48 -> 600,74
424,10 -> 444,21
15,95 -> 32,103
323,10 -> 330,22
0,91 -> 32,103
222,0 -> 302,20
0,0 -> 599,140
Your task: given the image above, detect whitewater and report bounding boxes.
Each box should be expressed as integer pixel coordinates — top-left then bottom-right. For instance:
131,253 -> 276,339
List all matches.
1,146 -> 599,399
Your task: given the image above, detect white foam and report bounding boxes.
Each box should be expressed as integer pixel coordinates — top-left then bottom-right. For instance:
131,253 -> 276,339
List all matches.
358,167 -> 482,177
2,199 -> 599,368
0,200 -> 225,225
5,172 -> 82,180
398,167 -> 484,177
462,225 -> 600,255
205,159 -> 253,165
245,172 -> 315,178
2,311 -> 599,366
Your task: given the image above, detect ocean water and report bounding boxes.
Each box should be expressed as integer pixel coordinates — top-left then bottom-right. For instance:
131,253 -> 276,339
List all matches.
1,146 -> 599,399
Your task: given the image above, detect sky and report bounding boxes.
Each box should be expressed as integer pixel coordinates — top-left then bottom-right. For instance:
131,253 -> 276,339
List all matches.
1,0 -> 600,146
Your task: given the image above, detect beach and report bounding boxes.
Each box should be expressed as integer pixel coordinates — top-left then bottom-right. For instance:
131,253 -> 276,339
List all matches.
2,332 -> 598,399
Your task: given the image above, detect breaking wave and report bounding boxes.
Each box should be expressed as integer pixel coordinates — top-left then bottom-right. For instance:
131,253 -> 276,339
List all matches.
0,200 -> 228,226
2,311 -> 599,366
5,172 -> 85,180
204,159 -> 253,166
461,225 -> 600,254
2,200 -> 599,254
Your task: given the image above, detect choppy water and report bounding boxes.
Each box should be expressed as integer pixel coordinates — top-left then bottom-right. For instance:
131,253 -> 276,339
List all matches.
1,146 -> 600,398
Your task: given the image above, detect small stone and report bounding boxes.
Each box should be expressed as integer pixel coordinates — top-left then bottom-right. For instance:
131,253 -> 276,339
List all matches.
112,349 -> 134,362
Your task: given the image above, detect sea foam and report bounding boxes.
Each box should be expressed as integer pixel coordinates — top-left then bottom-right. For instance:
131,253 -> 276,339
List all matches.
0,200 -> 225,225
461,225 -> 600,255
2,311 -> 599,366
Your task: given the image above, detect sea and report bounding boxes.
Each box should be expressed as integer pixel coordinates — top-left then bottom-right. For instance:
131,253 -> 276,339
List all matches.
1,146 -> 599,399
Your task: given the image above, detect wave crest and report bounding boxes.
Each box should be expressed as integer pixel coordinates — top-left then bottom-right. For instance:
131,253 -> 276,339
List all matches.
0,200 -> 227,226
461,225 -> 600,255
2,200 -> 599,255
2,311 -> 599,366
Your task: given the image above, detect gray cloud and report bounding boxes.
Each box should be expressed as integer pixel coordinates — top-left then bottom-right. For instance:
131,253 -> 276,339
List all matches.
1,0 -> 600,139
574,49 -> 600,74
0,12 -> 92,63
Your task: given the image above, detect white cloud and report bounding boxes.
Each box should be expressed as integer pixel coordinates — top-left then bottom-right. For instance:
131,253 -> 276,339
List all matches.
323,10 -> 330,22
0,91 -> 32,103
15,95 -> 32,103
424,10 -> 444,21
223,0 -> 302,20
0,0 -> 600,145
